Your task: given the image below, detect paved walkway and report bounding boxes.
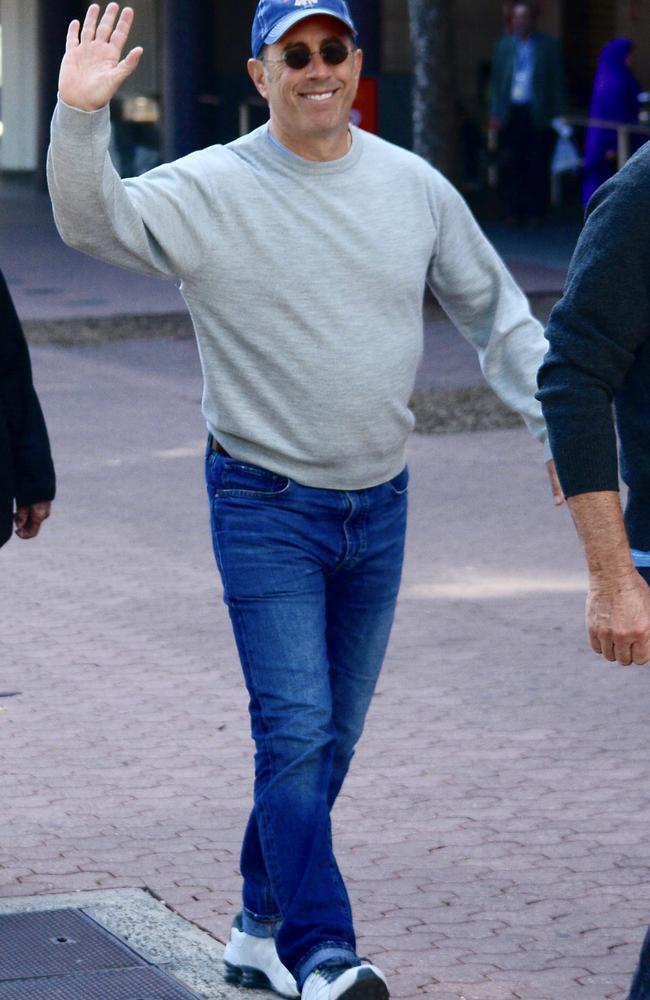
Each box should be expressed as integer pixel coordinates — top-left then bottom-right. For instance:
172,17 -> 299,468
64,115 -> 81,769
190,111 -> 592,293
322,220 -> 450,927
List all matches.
1,333 -> 647,1000
4,181 -> 642,1000
0,187 -> 185,322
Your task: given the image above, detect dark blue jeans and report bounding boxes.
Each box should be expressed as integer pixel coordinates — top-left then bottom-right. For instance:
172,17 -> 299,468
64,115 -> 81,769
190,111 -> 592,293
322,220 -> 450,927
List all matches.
205,445 -> 408,988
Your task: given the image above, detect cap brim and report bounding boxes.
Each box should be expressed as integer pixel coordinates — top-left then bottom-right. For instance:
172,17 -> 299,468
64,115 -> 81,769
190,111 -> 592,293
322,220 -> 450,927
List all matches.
263,9 -> 357,49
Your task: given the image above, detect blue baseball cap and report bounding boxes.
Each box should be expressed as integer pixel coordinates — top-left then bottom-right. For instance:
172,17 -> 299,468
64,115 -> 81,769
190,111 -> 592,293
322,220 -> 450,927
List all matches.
251,0 -> 358,59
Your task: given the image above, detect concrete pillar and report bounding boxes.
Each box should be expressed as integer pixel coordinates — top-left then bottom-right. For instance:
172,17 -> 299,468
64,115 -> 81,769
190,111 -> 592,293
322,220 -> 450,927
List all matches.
1,0 -> 40,170
35,2 -> 84,188
161,0 -> 216,161
349,0 -> 381,73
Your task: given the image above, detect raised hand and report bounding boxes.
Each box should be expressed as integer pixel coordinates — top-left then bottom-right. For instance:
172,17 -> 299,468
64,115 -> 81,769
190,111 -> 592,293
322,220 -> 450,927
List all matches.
58,3 -> 143,112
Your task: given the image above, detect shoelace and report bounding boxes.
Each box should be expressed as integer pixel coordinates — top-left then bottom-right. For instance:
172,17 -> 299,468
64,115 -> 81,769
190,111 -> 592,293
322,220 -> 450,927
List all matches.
315,962 -> 361,983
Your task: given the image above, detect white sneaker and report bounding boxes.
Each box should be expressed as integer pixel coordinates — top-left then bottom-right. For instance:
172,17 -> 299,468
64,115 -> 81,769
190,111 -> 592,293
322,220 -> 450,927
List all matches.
223,913 -> 299,998
301,962 -> 389,1000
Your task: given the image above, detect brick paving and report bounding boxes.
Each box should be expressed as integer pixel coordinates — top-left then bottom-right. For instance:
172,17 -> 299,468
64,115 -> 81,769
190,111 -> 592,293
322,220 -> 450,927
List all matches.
1,336 -> 648,1000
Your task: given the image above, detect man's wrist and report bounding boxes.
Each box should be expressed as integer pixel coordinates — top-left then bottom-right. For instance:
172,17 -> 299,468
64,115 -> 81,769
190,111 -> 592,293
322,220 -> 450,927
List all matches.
57,94 -> 108,115
588,561 -> 640,591
568,490 -> 632,581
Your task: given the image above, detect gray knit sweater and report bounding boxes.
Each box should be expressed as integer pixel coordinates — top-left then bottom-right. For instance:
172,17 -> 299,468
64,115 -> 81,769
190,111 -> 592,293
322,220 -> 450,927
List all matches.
48,101 -> 548,489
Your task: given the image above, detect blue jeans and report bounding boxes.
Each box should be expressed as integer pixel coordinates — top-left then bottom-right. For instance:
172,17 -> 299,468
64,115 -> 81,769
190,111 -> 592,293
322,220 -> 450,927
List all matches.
205,443 -> 407,988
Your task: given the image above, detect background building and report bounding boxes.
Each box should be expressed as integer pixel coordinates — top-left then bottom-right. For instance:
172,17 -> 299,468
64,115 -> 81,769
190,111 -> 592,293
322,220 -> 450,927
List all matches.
0,0 -> 649,185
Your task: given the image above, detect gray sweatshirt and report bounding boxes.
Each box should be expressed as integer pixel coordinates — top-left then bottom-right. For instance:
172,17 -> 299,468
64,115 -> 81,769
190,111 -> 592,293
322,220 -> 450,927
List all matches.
48,101 -> 548,489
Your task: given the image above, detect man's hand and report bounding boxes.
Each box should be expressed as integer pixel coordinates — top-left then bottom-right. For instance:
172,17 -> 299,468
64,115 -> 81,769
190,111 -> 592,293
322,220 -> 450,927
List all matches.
58,3 -> 143,112
546,459 -> 565,506
14,502 -> 52,540
565,491 -> 650,666
587,569 -> 650,666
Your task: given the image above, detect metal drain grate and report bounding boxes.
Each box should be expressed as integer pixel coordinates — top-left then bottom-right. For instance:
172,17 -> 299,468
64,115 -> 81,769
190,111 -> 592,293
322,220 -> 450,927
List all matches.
0,966 -> 202,999
0,910 -> 202,999
0,910 -> 144,980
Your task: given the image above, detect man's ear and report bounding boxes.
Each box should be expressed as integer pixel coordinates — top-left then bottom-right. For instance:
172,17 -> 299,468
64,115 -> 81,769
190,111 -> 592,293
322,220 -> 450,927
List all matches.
247,58 -> 269,100
353,47 -> 363,86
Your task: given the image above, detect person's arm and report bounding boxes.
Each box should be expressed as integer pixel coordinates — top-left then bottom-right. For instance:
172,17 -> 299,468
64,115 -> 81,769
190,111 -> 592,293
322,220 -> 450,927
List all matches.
425,170 -> 562,498
11,386 -> 55,539
538,156 -> 650,499
427,171 -> 549,446
488,38 -> 508,128
0,272 -> 55,539
48,4 -> 213,281
567,491 -> 650,666
538,151 -> 650,664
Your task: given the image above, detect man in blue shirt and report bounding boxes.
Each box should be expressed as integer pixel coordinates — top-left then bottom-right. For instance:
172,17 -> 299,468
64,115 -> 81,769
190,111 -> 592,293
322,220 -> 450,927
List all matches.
490,2 -> 565,223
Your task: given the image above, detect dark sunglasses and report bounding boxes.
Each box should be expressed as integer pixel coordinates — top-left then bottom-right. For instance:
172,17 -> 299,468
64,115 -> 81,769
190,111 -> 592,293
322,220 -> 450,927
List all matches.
270,40 -> 354,71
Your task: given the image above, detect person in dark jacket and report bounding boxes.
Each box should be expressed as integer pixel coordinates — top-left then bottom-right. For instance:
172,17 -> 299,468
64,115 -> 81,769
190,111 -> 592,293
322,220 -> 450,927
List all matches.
537,139 -> 650,1000
582,38 -> 643,205
0,269 -> 55,548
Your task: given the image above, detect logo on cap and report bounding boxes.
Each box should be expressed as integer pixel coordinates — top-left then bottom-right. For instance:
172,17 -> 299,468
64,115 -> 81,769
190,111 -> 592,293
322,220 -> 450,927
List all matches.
295,0 -> 319,6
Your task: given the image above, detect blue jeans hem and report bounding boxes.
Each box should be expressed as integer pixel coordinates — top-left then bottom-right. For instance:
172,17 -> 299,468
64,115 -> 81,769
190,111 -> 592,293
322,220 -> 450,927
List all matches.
242,907 -> 282,939
295,942 -> 358,991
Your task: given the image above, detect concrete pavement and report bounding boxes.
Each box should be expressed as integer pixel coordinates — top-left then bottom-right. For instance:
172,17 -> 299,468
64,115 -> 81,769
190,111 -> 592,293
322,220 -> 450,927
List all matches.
0,186 -> 185,322
1,334 -> 648,1000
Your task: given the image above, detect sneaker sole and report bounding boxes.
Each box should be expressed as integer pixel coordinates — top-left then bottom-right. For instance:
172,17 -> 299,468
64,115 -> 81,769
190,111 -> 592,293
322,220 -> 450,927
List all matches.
224,960 -> 296,999
335,969 -> 390,1000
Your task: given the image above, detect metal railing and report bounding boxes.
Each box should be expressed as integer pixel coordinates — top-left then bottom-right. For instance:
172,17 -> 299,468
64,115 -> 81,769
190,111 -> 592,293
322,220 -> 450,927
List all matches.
562,115 -> 650,170
487,116 -> 650,191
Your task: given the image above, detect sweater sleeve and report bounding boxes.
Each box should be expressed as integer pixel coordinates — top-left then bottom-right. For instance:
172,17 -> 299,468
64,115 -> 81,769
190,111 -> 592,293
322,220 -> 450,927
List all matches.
11,387 -> 56,507
427,172 -> 549,448
47,100 -> 216,281
489,38 -> 511,122
536,148 -> 650,497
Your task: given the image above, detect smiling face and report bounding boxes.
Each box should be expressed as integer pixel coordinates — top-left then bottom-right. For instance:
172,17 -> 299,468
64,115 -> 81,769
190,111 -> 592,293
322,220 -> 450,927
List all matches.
247,15 -> 363,160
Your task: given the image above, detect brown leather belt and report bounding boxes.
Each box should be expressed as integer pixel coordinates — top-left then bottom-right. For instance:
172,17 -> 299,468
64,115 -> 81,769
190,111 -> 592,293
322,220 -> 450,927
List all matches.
211,437 -> 230,457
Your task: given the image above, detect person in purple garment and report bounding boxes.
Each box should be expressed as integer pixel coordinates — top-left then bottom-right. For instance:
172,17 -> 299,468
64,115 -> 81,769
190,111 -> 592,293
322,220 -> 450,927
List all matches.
581,38 -> 643,205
